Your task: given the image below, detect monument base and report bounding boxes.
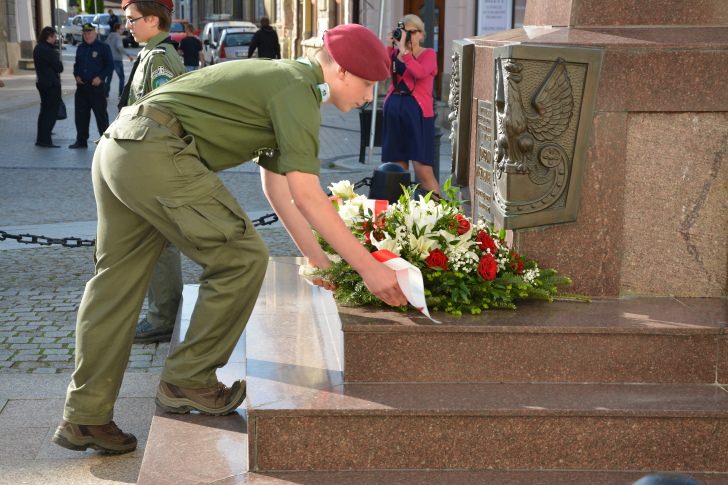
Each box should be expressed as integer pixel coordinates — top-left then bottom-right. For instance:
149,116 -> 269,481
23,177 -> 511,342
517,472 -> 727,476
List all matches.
464,26 -> 727,297
138,259 -> 728,481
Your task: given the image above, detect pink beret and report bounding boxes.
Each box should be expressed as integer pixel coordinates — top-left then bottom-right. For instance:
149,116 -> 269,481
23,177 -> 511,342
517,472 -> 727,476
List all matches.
121,0 -> 174,11
324,24 -> 389,82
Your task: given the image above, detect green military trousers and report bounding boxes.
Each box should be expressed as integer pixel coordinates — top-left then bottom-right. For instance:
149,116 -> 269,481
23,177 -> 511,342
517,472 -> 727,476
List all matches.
145,243 -> 183,329
63,106 -> 269,425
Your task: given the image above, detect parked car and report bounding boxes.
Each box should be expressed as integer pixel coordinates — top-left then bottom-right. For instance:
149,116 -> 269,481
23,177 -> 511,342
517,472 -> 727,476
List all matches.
60,14 -> 95,45
211,28 -> 256,64
169,19 -> 193,47
122,27 -> 140,48
91,13 -> 112,40
200,21 -> 256,65
60,14 -> 112,44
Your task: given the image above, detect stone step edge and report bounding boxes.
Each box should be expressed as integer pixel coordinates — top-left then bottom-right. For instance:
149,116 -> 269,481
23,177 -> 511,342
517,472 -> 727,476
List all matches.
342,325 -> 723,335
246,382 -> 728,416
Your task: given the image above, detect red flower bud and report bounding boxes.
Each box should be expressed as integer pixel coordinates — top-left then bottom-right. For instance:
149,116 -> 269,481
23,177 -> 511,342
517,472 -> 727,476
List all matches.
476,231 -> 498,255
478,253 -> 498,281
455,214 -> 471,235
511,252 -> 524,274
424,248 -> 449,270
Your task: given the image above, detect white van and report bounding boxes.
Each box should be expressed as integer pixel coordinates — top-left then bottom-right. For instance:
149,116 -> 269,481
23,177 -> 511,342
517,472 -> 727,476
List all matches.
201,21 -> 256,65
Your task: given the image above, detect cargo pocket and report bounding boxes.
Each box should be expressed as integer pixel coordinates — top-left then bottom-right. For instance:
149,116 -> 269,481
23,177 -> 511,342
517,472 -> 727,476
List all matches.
157,181 -> 248,251
171,134 -> 208,177
103,122 -> 150,141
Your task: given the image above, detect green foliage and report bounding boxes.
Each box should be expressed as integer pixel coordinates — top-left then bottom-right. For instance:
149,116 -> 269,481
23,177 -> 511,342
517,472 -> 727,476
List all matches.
84,0 -> 105,14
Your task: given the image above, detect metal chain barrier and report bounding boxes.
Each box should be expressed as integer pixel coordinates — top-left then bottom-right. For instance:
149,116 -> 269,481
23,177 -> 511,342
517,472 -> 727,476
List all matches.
0,177 -> 374,248
0,232 -> 96,248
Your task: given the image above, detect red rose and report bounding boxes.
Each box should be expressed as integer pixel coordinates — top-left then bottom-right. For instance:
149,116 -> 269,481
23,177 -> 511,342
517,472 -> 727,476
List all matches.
425,249 -> 449,270
511,252 -> 524,274
476,231 -> 498,254
455,214 -> 471,235
478,253 -> 498,281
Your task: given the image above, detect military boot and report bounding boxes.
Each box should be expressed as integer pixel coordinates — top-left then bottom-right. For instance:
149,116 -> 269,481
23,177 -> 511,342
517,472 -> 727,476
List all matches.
52,420 -> 137,454
156,379 -> 246,416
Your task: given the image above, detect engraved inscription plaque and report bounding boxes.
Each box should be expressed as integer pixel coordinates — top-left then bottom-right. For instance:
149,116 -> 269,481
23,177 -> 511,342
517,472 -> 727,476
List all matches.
475,100 -> 494,222
473,45 -> 602,229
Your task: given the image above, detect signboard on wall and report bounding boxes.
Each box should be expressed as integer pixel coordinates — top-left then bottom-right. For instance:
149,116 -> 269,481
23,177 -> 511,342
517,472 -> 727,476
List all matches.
476,0 -> 513,36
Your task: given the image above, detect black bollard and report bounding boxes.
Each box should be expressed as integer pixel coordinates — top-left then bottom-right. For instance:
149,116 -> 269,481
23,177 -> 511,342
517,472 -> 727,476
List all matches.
368,162 -> 411,203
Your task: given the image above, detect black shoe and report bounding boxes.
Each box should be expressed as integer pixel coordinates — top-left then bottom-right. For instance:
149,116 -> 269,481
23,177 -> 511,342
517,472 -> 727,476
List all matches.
133,317 -> 174,344
68,142 -> 88,149
35,142 -> 61,148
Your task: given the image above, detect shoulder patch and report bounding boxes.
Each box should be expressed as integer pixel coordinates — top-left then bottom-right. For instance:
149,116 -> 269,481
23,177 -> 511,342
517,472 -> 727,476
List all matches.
151,65 -> 175,89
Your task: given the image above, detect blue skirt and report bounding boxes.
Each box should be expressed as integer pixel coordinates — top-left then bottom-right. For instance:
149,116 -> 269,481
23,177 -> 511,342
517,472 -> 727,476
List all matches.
381,94 -> 435,166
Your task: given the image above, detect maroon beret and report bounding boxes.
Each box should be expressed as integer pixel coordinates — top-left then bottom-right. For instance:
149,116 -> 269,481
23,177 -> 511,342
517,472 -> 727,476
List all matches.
121,0 -> 174,11
323,24 -> 389,82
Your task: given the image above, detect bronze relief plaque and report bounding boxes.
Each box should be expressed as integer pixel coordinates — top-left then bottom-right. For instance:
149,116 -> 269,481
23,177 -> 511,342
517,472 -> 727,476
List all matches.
474,45 -> 602,229
448,39 -> 475,187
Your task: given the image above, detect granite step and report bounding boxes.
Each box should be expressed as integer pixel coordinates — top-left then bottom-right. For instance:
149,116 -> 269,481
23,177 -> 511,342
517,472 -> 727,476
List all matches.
340,298 -> 728,384
248,380 -> 728,472
201,470 -> 728,484
140,259 -> 728,481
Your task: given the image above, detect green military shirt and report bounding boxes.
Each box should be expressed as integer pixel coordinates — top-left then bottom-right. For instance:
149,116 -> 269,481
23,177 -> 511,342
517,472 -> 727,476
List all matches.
128,31 -> 186,105
141,58 -> 324,176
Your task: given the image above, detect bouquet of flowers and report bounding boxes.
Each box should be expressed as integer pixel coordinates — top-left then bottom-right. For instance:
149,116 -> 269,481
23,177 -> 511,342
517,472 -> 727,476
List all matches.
314,179 -> 573,316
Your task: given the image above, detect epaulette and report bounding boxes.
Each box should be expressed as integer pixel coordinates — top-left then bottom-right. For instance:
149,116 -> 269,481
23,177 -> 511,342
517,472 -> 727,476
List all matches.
150,47 -> 169,55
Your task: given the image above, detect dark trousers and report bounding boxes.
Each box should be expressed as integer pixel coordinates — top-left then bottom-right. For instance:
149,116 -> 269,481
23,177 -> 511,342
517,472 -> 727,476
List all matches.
36,83 -> 61,145
105,60 -> 125,98
74,83 -> 109,143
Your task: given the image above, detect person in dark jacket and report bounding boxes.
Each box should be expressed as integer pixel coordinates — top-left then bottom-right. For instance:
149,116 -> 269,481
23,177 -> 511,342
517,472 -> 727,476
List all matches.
33,26 -> 64,148
247,17 -> 280,59
69,23 -> 113,149
107,8 -> 120,28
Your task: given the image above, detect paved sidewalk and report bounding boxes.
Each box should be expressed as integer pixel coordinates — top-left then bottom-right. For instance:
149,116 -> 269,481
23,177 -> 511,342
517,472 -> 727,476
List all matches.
0,51 -> 452,484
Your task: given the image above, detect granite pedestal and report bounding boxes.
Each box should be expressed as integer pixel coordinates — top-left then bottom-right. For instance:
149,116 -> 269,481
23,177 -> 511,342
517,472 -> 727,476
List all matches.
138,259 -> 728,483
462,0 -> 728,297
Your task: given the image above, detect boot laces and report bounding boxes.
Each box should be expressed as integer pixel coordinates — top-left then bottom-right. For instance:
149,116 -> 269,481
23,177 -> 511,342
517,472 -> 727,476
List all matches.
215,382 -> 231,399
100,420 -> 123,434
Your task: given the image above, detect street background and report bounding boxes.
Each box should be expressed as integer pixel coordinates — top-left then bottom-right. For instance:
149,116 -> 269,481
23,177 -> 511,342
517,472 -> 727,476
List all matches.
0,44 -> 452,483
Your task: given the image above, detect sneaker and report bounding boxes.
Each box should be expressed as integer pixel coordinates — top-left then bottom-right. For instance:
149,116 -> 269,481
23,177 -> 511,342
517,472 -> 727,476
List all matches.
156,379 -> 246,416
52,419 -> 137,454
133,317 -> 173,344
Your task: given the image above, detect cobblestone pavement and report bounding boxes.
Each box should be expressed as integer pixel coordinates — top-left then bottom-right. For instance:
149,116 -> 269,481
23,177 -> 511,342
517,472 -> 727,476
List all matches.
0,48 -> 453,376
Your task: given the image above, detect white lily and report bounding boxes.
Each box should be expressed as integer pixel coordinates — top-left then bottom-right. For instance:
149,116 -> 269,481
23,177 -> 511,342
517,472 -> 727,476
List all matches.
328,180 -> 357,200
371,232 -> 401,255
407,233 -> 437,260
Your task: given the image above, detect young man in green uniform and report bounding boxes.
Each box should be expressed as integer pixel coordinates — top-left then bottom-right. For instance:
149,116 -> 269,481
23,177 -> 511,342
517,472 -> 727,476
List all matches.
114,0 -> 187,346
53,23 -> 406,454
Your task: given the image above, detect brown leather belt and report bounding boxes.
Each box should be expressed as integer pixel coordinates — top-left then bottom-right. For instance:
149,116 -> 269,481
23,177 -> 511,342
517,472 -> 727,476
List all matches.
120,103 -> 186,137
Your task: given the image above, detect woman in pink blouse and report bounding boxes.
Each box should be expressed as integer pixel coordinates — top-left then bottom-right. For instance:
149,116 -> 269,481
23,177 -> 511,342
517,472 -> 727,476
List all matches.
382,14 -> 439,195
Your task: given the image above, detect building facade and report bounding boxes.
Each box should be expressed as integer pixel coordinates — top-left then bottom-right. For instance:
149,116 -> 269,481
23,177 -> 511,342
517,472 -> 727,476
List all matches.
1,0 -> 525,100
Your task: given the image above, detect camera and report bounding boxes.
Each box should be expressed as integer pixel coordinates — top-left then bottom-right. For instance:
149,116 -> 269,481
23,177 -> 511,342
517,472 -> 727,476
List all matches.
392,21 -> 410,44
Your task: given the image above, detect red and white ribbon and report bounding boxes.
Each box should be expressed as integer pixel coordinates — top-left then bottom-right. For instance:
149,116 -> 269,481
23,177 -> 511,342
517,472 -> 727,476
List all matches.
372,249 -> 440,324
364,199 -> 389,218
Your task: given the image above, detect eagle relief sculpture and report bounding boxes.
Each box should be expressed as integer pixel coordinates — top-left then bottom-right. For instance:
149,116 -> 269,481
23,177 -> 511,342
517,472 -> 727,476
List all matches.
493,56 -> 575,214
